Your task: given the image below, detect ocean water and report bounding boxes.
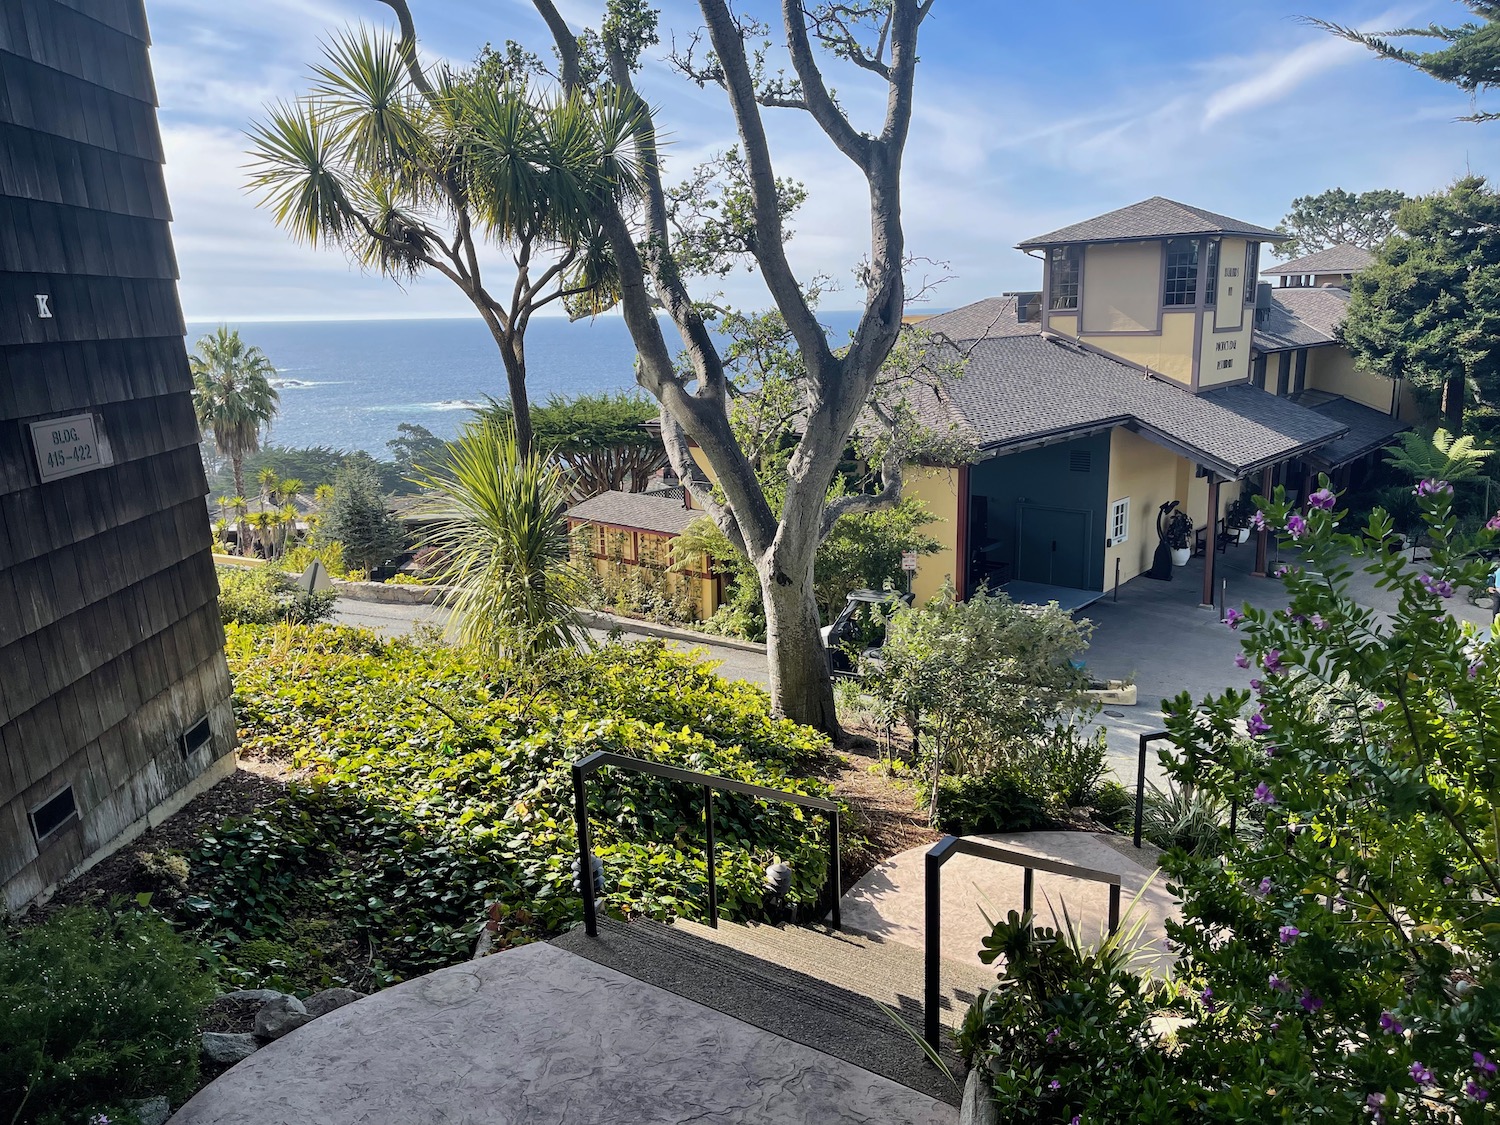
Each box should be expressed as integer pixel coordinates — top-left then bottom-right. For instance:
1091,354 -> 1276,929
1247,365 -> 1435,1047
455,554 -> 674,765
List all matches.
186,312 -> 864,457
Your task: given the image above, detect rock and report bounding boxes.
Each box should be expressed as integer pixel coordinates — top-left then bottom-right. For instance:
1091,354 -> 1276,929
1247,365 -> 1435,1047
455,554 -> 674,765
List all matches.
201,1032 -> 259,1064
253,995 -> 311,1040
126,1096 -> 171,1125
303,987 -> 364,1018
220,988 -> 292,1005
959,1067 -> 1000,1125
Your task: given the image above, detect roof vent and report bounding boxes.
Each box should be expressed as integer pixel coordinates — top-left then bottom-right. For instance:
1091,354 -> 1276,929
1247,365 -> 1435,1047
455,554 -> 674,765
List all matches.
30,785 -> 78,842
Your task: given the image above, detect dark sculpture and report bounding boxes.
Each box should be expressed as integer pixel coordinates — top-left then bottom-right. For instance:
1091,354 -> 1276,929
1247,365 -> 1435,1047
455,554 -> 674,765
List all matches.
1146,500 -> 1179,581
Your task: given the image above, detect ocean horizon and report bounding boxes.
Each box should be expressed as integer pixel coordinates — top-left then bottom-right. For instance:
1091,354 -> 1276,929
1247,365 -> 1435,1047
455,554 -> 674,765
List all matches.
185,311 -> 866,458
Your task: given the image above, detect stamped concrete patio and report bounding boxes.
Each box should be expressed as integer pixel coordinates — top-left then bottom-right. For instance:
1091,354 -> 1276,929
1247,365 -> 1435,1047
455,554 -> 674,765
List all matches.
170,942 -> 953,1125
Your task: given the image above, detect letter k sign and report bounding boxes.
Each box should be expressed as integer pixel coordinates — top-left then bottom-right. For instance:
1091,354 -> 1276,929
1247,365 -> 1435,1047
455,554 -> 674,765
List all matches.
35,294 -> 53,319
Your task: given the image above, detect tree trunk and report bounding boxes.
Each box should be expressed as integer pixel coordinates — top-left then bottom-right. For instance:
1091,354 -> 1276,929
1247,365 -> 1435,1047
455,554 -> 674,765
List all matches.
501,347 -> 534,457
1443,375 -> 1466,433
232,456 -> 245,502
760,555 -> 840,736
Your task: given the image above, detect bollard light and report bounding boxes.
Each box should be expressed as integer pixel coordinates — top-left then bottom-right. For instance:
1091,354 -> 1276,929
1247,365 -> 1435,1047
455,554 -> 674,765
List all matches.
571,855 -> 604,896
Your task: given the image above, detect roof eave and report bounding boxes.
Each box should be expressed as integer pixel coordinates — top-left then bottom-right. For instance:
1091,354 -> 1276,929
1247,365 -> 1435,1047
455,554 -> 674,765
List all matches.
1017,230 -> 1290,252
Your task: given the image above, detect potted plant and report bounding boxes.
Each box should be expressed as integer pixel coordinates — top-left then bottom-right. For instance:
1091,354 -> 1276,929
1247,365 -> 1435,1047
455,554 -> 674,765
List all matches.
1167,508 -> 1193,566
1226,495 -> 1255,544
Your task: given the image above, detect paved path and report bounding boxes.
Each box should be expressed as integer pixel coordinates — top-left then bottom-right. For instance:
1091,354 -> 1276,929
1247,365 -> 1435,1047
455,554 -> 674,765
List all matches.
331,598 -> 773,689
170,942 -> 953,1125
842,831 -> 1175,977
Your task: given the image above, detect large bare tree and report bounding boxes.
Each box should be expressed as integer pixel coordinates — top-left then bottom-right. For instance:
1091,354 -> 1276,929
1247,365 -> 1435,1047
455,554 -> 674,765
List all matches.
374,0 -> 932,735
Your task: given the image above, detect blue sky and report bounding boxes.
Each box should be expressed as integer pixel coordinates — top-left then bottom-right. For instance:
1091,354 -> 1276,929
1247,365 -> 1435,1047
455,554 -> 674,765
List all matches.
146,0 -> 1497,320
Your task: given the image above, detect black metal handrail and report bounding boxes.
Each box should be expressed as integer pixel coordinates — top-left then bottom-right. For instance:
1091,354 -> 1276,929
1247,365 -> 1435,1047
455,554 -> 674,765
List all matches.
1134,730 -> 1174,848
924,835 -> 1122,1050
571,750 -> 842,937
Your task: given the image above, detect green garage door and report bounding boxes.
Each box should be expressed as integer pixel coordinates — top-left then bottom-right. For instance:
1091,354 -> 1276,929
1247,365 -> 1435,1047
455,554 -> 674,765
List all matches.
1016,505 -> 1091,589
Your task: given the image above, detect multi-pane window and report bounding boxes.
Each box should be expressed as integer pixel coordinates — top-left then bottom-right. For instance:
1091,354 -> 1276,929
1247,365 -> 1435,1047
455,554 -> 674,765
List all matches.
1109,498 -> 1130,546
1163,238 -> 1199,306
1048,246 -> 1081,311
1203,239 -> 1220,307
1244,242 -> 1260,305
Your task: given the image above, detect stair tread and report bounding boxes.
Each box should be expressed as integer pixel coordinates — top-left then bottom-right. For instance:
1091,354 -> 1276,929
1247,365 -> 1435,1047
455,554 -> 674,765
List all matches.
673,919 -> 993,1021
551,916 -> 965,1106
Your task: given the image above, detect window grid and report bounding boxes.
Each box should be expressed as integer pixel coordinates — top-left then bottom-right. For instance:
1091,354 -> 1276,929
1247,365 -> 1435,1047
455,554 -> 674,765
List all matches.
1048,246 -> 1080,311
1244,242 -> 1260,305
1163,238 -> 1199,306
1110,498 -> 1130,545
1203,239 -> 1220,307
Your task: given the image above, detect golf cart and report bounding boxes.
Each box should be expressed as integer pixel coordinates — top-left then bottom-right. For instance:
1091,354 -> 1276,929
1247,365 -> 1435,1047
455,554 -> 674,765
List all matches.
822,588 -> 913,675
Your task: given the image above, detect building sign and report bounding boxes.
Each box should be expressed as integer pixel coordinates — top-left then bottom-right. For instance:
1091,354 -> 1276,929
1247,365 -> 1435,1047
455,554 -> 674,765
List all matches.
900,550 -> 919,572
29,413 -> 113,482
34,294 -> 52,318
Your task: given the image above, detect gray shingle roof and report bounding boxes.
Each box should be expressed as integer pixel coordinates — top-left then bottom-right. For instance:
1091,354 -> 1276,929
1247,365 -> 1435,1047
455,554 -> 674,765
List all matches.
1018,197 -> 1286,249
567,490 -> 697,535
1296,393 -> 1409,470
906,297 -> 1041,344
893,301 -> 1347,478
1263,243 -> 1375,276
1252,287 -> 1350,352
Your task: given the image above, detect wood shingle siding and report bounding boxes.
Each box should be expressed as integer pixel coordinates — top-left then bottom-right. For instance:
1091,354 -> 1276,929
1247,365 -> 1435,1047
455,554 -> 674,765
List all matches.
0,0 -> 235,911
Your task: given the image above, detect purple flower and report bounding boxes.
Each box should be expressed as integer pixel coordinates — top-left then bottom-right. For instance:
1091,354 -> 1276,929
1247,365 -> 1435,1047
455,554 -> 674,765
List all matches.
1046,1027 -> 1059,1044
1310,613 -> 1327,630
1411,1061 -> 1434,1086
1476,1052 -> 1497,1076
1264,743 -> 1278,759
1201,987 -> 1213,1001
1250,678 -> 1263,692
1072,1117 -> 1081,1125
1415,479 -> 1452,497
1274,564 -> 1289,578
1262,649 -> 1283,674
1225,607 -> 1244,629
1234,652 -> 1250,669
1470,661 -> 1483,680
1254,782 -> 1276,805
1466,1080 -> 1490,1102
1308,488 -> 1336,510
1049,1079 -> 1061,1091
1300,989 -> 1323,1013
1252,510 -> 1267,531
1379,1012 -> 1404,1036
1488,513 -> 1500,532
1247,712 -> 1272,736
1256,876 -> 1273,896
1366,1092 -> 1387,1123
1286,513 -> 1308,540
1372,699 -> 1386,713
1278,925 -> 1301,944
1269,972 -> 1289,991
1419,573 -> 1454,598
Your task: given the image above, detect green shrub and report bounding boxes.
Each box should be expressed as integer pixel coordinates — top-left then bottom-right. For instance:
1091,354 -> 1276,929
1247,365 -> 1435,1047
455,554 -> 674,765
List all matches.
1019,723 -> 1109,810
1089,780 -> 1133,830
217,566 -> 336,626
1140,780 -> 1233,856
0,908 -> 213,1125
188,626 -> 834,991
925,768 -> 1052,836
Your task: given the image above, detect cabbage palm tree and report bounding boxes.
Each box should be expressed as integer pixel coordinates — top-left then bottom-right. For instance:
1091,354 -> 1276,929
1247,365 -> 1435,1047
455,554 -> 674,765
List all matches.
414,418 -> 585,663
246,28 -> 644,454
191,327 -> 280,500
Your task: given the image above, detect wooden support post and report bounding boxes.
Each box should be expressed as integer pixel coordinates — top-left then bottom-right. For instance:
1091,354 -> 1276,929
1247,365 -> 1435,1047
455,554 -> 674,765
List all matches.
1201,475 -> 1220,608
1251,467 -> 1271,577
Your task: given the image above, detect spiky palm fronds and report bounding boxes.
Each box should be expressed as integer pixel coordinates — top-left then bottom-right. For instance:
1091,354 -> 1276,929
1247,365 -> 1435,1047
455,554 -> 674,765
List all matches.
190,327 -> 280,500
415,419 -> 586,663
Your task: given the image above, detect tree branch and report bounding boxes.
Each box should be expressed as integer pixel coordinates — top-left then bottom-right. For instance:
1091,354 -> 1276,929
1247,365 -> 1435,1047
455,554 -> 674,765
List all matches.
780,1 -> 874,167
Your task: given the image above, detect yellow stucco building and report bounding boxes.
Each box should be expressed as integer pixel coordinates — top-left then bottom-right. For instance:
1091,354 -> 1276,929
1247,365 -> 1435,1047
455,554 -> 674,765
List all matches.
900,198 -> 1407,609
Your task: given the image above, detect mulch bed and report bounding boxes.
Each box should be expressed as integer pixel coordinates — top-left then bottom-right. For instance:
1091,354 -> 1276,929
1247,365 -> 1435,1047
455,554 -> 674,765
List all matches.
818,722 -> 942,888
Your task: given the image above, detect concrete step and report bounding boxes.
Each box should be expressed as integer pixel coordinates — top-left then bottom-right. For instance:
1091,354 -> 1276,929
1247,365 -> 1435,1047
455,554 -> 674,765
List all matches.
552,916 -> 966,1106
673,919 -> 994,1029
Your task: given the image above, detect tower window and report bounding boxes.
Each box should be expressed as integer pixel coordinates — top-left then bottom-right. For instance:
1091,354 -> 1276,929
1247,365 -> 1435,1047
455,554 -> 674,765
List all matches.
1164,238 -> 1200,306
1048,246 -> 1080,311
1204,240 -> 1220,307
1244,242 -> 1260,305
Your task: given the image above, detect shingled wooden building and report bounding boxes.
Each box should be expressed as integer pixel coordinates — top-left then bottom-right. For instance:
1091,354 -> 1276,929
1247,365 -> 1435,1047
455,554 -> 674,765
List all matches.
0,0 -> 235,910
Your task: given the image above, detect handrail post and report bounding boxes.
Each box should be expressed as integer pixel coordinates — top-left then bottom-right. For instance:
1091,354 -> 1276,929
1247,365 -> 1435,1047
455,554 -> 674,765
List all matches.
1108,884 -> 1121,936
1022,867 -> 1034,917
829,810 -> 842,930
573,762 -> 597,938
704,785 -> 718,929
1134,733 -> 1149,848
924,844 -> 943,1053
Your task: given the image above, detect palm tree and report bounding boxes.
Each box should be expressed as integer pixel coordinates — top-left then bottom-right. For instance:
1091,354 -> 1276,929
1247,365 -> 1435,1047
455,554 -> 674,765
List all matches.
224,495 -> 250,557
245,29 -> 643,453
191,327 -> 280,499
414,418 -> 586,663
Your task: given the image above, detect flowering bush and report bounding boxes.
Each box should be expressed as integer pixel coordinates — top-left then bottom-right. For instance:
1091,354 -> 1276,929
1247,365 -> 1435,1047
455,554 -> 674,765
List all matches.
963,477 -> 1500,1122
